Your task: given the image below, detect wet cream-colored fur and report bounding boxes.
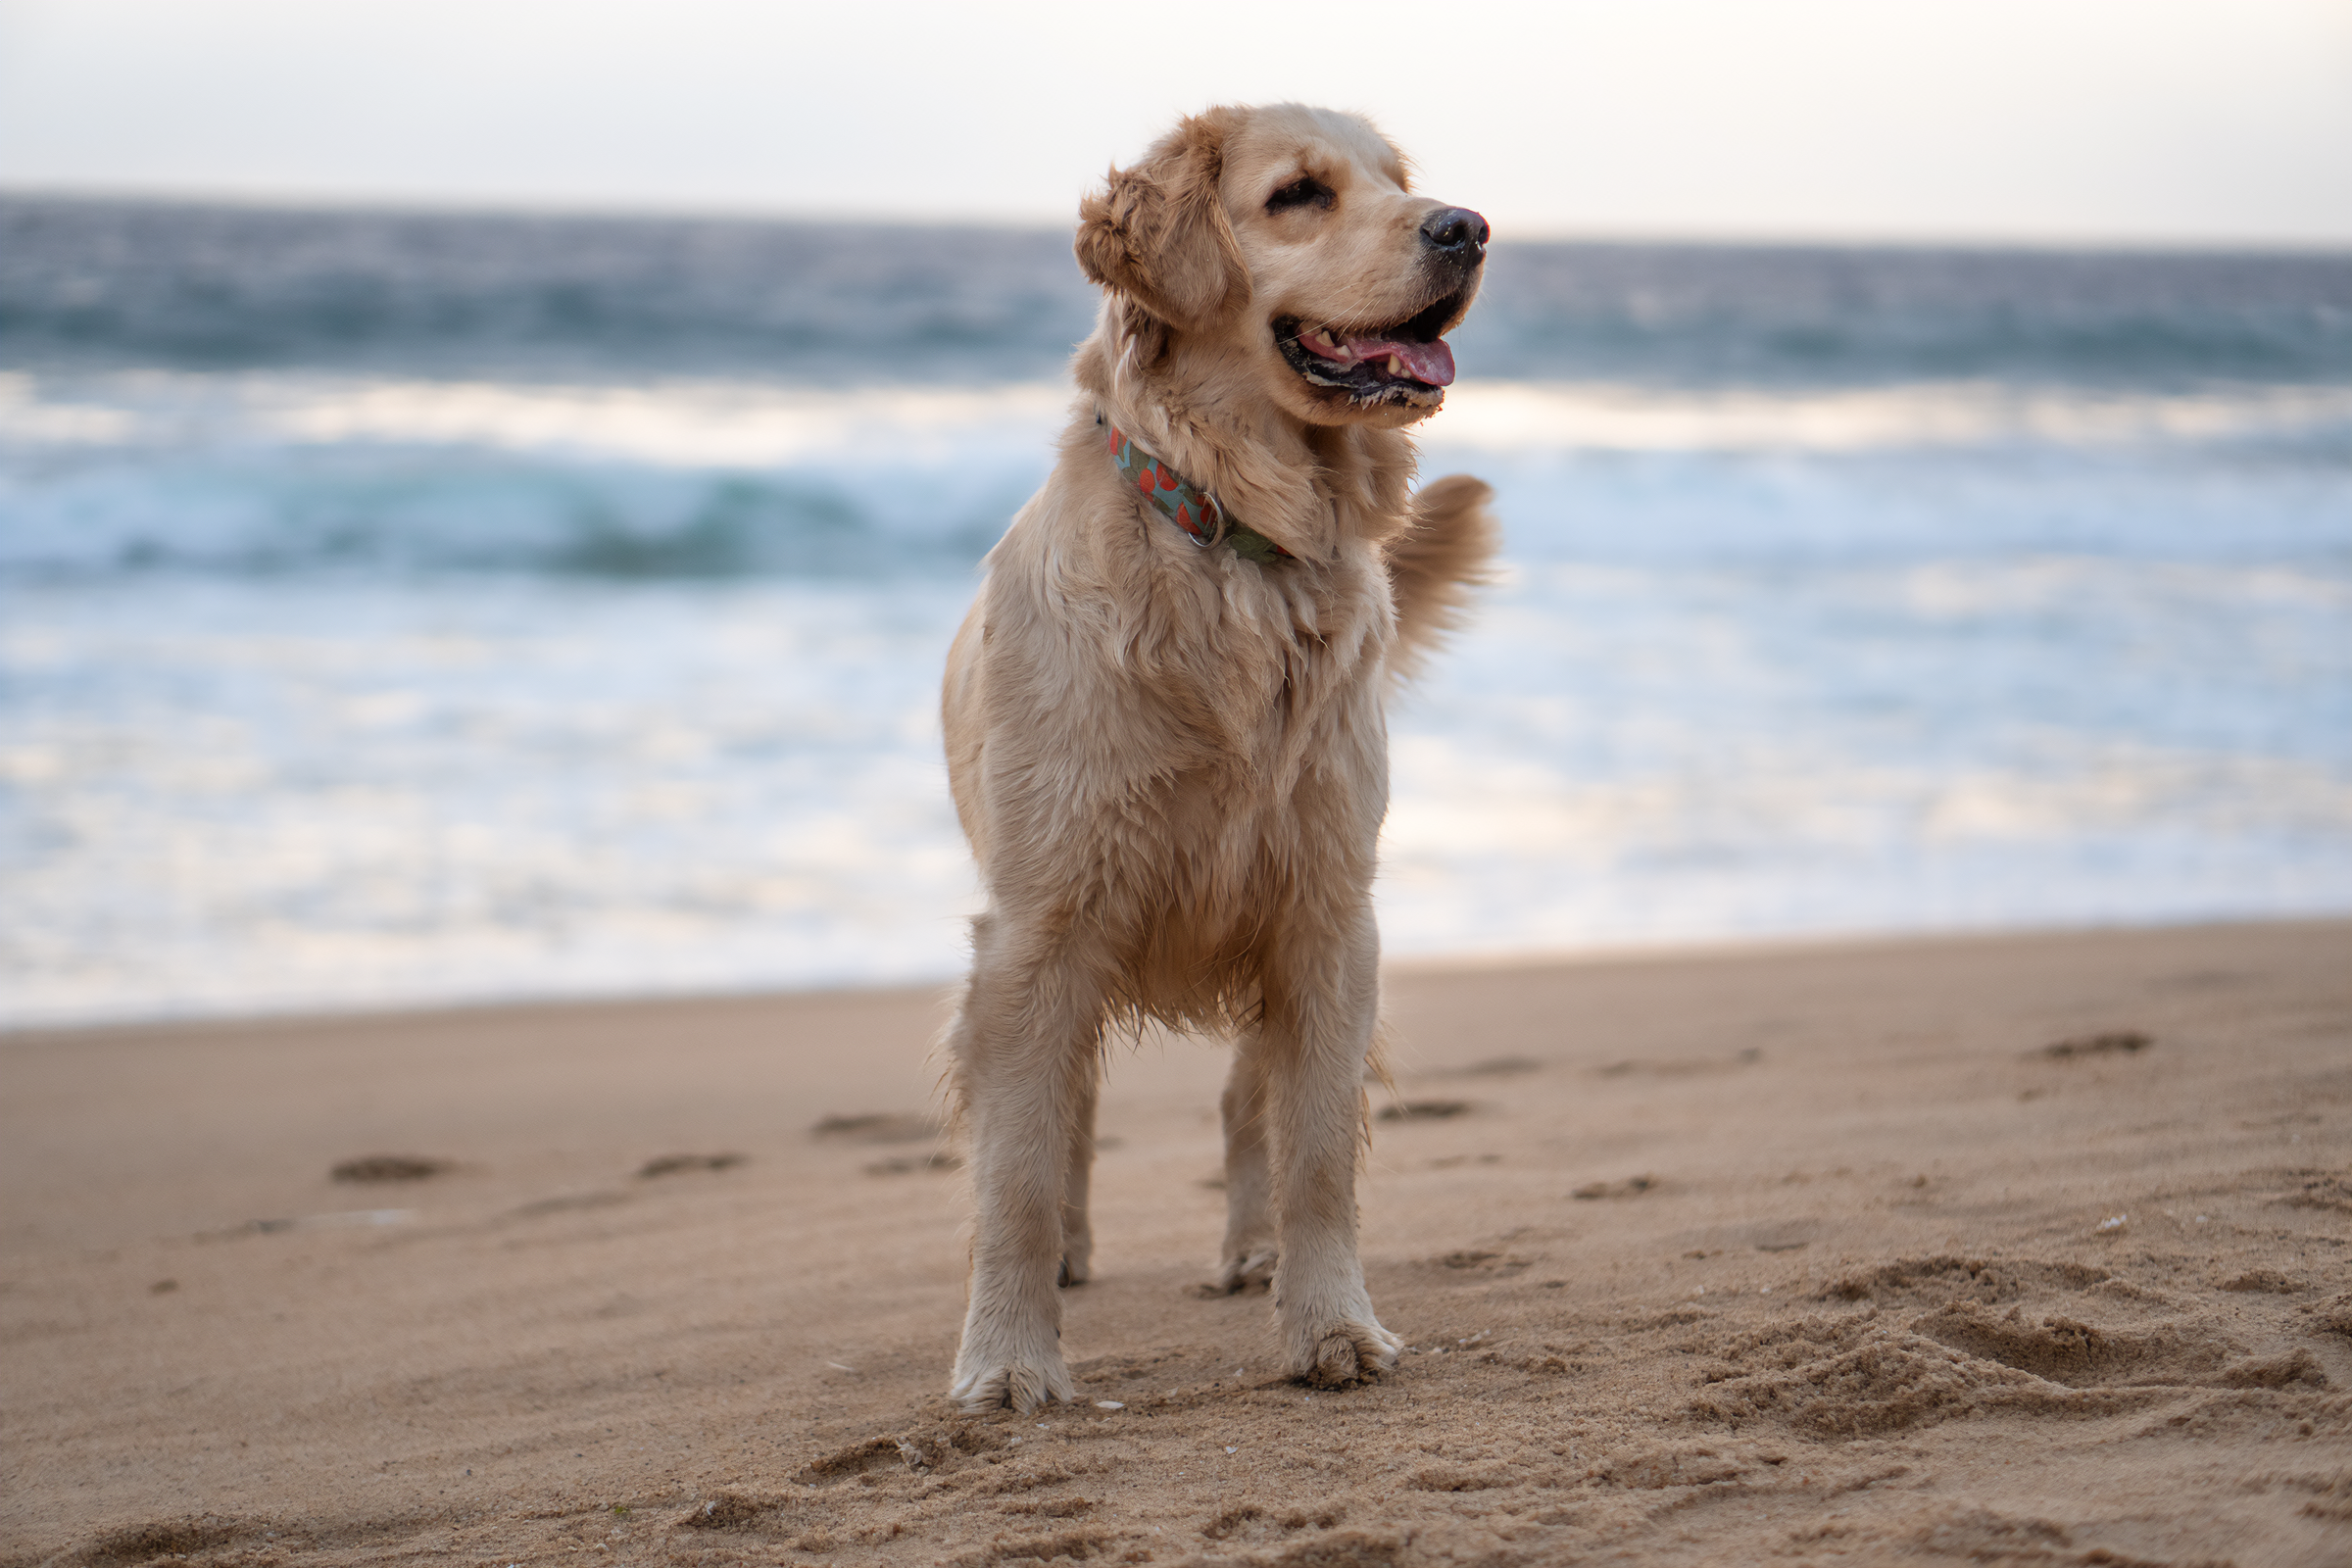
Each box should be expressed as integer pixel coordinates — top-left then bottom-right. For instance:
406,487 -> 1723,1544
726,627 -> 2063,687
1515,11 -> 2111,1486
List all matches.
942,104 -> 1495,1413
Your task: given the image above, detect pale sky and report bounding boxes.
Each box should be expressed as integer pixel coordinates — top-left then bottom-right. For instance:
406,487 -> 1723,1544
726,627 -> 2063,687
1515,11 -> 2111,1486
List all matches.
1,0 -> 2347,245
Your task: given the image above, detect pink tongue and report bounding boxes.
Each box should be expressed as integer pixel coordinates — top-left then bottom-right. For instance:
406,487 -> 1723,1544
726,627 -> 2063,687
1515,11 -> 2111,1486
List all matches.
1345,335 -> 1455,386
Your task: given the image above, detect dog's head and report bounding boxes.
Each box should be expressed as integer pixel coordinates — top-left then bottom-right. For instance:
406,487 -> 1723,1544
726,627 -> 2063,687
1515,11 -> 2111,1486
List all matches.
1077,104 -> 1486,429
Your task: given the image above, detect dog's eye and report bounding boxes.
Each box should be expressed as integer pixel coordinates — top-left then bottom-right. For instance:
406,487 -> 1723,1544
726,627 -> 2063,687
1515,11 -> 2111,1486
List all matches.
1265,176 -> 1334,215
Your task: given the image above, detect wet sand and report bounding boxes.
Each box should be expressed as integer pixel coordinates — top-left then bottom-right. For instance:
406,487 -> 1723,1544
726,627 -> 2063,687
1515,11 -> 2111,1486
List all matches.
4,920 -> 2349,1567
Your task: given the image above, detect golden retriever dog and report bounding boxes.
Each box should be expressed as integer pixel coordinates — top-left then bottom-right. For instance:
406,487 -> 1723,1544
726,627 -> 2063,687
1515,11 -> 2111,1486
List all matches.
941,103 -> 1495,1412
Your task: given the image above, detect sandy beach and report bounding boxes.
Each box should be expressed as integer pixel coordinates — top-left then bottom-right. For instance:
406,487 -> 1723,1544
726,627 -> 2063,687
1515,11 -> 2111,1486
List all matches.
4,919 -> 2348,1567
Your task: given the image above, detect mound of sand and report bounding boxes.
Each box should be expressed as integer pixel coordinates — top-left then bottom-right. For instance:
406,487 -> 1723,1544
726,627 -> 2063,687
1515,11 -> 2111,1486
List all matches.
3,921 -> 2347,1566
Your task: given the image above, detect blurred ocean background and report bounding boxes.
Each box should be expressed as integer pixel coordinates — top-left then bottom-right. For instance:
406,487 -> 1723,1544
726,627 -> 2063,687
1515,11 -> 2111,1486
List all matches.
2,196 -> 2347,1027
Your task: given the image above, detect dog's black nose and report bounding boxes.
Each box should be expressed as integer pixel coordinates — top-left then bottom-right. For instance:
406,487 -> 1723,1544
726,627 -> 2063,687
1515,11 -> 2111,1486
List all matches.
1419,207 -> 1490,255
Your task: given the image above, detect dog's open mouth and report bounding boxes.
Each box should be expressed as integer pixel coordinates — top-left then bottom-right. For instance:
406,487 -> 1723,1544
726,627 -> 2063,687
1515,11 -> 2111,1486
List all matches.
1274,288 -> 1468,405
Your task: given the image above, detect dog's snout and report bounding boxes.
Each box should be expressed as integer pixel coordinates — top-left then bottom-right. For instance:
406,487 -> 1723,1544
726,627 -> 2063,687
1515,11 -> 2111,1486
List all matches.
1419,207 -> 1490,256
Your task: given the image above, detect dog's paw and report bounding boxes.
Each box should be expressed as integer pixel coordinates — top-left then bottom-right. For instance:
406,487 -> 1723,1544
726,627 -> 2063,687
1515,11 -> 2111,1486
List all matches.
949,1353 -> 1075,1414
1214,1244 -> 1278,1295
1062,1222 -> 1096,1288
1293,1318 -> 1403,1388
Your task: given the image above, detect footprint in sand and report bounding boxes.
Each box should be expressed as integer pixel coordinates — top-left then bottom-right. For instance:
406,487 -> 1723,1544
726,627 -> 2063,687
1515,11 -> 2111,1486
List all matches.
1379,1100 -> 1473,1122
329,1154 -> 452,1183
1573,1175 -> 1657,1200
635,1152 -> 746,1178
864,1152 -> 961,1176
811,1112 -> 941,1145
2039,1030 -> 2151,1058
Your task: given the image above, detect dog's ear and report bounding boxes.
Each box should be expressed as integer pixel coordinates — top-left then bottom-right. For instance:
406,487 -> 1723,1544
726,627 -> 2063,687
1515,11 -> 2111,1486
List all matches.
1075,110 -> 1249,333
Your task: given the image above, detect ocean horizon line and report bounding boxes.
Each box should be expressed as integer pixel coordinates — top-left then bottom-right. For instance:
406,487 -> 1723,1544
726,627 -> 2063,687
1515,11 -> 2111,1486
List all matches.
7,185 -> 2350,259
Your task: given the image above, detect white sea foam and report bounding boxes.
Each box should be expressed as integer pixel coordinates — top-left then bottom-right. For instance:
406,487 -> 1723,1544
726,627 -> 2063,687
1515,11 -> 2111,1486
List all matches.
7,370 -> 2346,466
265,378 -> 1075,465
1423,379 -> 2352,454
0,370 -> 1068,464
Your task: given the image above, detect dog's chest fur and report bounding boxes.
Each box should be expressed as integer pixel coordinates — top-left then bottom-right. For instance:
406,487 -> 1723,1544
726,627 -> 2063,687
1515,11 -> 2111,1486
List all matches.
1052,428 -> 1391,754
956,423 -> 1405,1006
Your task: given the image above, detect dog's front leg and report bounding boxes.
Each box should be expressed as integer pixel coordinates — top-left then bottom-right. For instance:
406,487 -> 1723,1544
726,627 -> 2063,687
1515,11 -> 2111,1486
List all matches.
948,924 -> 1100,1413
1215,1033 -> 1278,1292
1264,914 -> 1402,1385
1057,1054 -> 1098,1287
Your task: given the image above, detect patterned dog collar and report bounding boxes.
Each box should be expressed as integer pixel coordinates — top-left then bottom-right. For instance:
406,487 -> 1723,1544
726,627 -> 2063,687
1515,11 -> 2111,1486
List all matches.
1102,417 -> 1292,564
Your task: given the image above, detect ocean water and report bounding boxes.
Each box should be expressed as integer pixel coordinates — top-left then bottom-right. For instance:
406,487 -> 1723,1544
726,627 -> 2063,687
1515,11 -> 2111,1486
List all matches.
3,198 -> 2347,1027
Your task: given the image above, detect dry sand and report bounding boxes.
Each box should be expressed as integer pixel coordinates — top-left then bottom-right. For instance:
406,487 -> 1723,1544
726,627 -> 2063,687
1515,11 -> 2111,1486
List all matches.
4,920 -> 2349,1567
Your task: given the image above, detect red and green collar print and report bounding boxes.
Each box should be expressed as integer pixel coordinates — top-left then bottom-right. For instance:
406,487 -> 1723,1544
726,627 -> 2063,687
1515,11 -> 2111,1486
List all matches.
1102,419 -> 1293,564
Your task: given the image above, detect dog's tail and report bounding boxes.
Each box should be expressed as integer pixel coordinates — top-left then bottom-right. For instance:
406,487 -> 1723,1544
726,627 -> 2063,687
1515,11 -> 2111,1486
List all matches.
1384,473 -> 1499,682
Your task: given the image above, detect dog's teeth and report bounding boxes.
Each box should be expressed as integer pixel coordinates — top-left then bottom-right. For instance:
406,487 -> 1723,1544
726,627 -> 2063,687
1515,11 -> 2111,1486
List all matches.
1386,354 -> 1404,376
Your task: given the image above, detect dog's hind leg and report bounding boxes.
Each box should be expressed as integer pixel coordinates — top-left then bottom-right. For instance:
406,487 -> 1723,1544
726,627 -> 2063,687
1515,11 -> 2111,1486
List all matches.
1262,910 -> 1401,1385
948,917 -> 1100,1413
1057,1054 -> 1099,1287
1215,1031 -> 1279,1293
